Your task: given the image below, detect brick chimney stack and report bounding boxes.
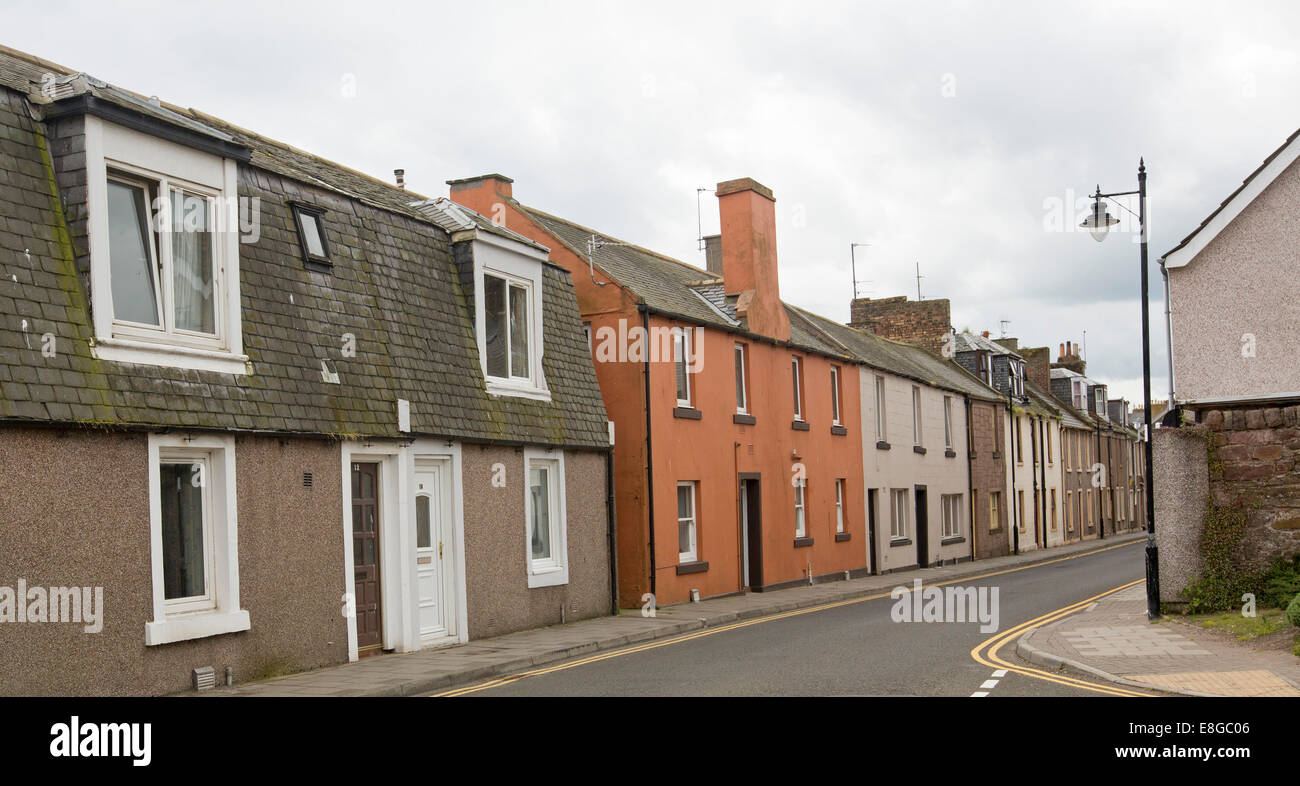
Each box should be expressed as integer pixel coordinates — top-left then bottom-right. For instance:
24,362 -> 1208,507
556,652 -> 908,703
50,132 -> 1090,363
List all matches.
1052,339 -> 1086,375
717,178 -> 790,341
447,173 -> 515,221
848,295 -> 952,357
1020,346 -> 1052,389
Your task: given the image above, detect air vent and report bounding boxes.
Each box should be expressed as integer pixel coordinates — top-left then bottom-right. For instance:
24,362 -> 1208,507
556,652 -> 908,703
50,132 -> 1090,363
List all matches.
303,472 -> 313,488
192,666 -> 216,691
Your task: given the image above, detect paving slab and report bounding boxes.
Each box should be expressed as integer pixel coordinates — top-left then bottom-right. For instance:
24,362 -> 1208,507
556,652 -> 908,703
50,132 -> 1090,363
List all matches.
1019,583 -> 1300,697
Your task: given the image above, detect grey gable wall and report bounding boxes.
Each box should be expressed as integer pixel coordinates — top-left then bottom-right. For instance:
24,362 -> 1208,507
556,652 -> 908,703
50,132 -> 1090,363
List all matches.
0,86 -> 608,448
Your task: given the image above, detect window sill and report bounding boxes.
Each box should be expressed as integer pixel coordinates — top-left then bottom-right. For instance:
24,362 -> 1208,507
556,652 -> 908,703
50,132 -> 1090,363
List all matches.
876,441 -> 891,451
992,452 -> 1002,459
676,560 -> 709,575
526,565 -> 569,588
889,538 -> 912,547
913,445 -> 927,455
145,609 -> 250,646
673,406 -> 702,420
486,379 -> 552,402
945,449 -> 957,458
830,425 -> 847,436
793,536 -> 814,548
940,536 -> 966,546
94,337 -> 249,375
791,420 -> 810,431
733,413 -> 756,425
834,532 -> 851,542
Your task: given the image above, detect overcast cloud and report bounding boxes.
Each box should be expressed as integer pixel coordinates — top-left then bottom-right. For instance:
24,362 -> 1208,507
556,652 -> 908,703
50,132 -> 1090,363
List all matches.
9,0 -> 1299,405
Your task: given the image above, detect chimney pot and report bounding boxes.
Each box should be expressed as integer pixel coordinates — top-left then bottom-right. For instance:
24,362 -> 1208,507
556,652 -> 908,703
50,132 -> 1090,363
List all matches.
982,330 -> 990,339
394,169 -> 405,189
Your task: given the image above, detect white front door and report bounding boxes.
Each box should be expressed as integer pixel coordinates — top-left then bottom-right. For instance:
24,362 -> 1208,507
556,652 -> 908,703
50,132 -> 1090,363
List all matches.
414,461 -> 455,643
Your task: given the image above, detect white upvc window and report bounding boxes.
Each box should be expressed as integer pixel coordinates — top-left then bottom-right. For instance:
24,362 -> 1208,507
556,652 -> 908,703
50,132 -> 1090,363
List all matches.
474,233 -> 550,401
1010,360 -> 1025,396
830,366 -> 842,425
941,494 -> 962,539
677,481 -> 698,563
792,356 -> 804,421
891,488 -> 909,540
912,386 -> 922,446
875,375 -> 887,440
835,479 -> 846,534
734,343 -> 748,414
145,433 -> 249,645
794,478 -> 807,537
674,328 -> 693,407
943,395 -> 953,450
85,117 -> 246,374
524,449 -> 568,587
990,491 -> 1002,531
977,352 -> 990,384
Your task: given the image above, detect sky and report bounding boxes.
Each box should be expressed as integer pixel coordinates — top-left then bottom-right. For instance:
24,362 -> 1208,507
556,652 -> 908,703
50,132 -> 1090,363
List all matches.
9,0 -> 1298,406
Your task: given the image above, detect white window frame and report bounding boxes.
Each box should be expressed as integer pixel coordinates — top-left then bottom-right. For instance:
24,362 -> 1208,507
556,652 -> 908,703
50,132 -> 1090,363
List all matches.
675,327 -> 693,408
875,375 -> 887,440
830,366 -> 842,425
734,343 -> 748,414
990,491 -> 1002,531
835,478 -> 845,534
473,233 -> 550,401
85,116 -> 246,375
912,386 -> 922,446
891,488 -> 909,540
145,433 -> 249,645
792,356 -> 804,421
677,481 -> 698,563
524,449 -> 568,588
941,494 -> 962,539
794,478 -> 807,537
978,352 -> 990,384
943,395 -> 953,450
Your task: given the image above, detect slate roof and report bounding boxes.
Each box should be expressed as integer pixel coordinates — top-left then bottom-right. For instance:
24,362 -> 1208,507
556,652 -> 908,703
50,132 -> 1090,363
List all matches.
0,48 -> 609,448
787,306 -> 1003,402
954,330 -> 1024,359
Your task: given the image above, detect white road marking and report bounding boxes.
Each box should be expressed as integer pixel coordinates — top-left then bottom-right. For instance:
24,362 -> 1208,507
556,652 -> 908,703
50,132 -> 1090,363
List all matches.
979,679 -> 1000,690
970,691 -> 989,697
992,669 -> 1007,678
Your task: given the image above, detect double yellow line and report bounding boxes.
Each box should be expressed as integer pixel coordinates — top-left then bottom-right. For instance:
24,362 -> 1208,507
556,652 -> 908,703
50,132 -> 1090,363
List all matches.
434,539 -> 1143,697
970,578 -> 1152,697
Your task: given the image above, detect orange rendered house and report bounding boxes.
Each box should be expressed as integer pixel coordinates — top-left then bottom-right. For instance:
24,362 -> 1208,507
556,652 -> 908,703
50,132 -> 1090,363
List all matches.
451,175 -> 868,607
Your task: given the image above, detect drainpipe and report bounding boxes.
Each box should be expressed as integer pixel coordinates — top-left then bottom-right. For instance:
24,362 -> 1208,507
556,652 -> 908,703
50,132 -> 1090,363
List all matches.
640,306 -> 657,599
1030,413 -> 1039,548
1094,418 -> 1104,540
1039,417 -> 1048,548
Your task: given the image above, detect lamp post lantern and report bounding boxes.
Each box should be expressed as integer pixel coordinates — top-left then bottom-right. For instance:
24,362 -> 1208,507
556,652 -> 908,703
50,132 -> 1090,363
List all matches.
1079,159 -> 1160,620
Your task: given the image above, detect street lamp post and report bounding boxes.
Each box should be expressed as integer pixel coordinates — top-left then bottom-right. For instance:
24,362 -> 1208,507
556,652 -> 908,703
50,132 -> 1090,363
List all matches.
1079,159 -> 1160,620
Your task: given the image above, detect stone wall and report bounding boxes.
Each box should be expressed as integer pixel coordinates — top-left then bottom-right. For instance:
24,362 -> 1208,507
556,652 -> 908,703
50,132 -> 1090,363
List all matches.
849,296 -> 951,358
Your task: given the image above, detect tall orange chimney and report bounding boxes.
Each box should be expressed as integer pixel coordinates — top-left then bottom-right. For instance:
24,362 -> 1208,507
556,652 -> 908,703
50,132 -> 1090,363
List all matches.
716,178 -> 790,341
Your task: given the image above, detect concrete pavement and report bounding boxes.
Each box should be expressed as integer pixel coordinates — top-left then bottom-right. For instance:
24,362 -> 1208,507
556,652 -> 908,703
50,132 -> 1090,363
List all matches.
1018,583 -> 1300,697
199,533 -> 1147,697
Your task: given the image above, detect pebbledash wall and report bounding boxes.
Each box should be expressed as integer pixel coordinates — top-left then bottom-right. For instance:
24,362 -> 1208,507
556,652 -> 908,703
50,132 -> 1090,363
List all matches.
1154,404 -> 1300,604
0,428 -> 348,696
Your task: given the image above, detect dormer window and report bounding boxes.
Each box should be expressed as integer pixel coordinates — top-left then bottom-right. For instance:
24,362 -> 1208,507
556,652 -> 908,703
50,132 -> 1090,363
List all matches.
1009,360 -> 1025,397
291,204 -> 331,271
977,352 -> 990,384
85,116 -> 246,374
471,233 -> 549,400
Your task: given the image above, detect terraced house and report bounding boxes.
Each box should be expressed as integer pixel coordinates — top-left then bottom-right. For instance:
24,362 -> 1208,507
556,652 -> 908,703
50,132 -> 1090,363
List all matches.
0,47 -> 613,695
451,175 -> 868,605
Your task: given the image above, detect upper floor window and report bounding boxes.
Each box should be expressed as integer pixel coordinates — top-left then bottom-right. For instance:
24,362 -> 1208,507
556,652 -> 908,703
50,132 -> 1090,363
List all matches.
977,352 -> 990,384
911,386 -> 922,446
473,233 -> 549,400
1009,360 -> 1025,397
734,343 -> 748,414
675,328 -> 694,407
943,396 -> 953,450
1072,380 -> 1085,409
830,366 -> 842,425
791,356 -> 804,421
86,117 -> 246,374
875,375 -> 887,440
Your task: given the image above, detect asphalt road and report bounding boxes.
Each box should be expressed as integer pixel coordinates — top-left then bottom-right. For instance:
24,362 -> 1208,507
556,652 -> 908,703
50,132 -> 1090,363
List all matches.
460,540 -> 1147,697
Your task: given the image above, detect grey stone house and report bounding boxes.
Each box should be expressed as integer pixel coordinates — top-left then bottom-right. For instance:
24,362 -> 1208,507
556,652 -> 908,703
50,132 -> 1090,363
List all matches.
0,47 -> 612,695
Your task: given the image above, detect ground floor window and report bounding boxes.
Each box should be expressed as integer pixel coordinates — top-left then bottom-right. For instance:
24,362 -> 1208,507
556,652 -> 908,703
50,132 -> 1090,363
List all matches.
940,494 -> 962,538
891,488 -> 908,539
677,481 -> 697,562
525,449 -> 568,588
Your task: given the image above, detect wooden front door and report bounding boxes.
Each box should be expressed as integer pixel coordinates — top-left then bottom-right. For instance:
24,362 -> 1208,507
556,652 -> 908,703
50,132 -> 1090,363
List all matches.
352,462 -> 382,650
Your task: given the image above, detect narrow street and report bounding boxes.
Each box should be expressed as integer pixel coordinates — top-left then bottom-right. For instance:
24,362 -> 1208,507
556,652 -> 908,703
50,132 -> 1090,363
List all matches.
451,541 -> 1148,697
